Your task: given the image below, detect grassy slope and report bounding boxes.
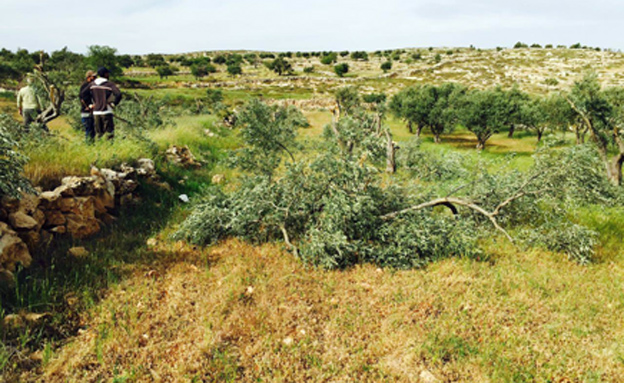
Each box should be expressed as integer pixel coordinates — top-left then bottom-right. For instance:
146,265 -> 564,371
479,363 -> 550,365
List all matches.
16,116 -> 623,383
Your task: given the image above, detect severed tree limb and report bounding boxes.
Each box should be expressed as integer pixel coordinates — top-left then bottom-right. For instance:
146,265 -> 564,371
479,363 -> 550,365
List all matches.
33,68 -> 65,125
279,224 -> 299,258
381,197 -> 515,243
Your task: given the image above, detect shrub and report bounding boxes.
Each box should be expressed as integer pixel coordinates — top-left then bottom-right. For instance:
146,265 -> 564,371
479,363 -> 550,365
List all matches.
334,63 -> 349,77
227,63 -> 242,76
320,53 -> 338,65
381,61 -> 392,72
0,114 -> 32,198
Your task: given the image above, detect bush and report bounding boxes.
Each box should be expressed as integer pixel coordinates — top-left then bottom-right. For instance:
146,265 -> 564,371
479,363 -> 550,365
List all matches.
320,53 -> 338,65
334,63 -> 349,77
213,55 -> 227,64
350,51 -> 369,61
380,61 -> 392,72
0,114 -> 32,198
227,63 -> 242,76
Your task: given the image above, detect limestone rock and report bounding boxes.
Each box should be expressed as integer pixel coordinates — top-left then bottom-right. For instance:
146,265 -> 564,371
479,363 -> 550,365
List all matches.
71,196 -> 96,218
1,196 -> 20,213
0,269 -> 15,287
137,158 -> 155,176
212,174 -> 225,184
18,231 -> 41,252
59,197 -> 76,213
18,193 -> 40,215
33,209 -> 45,231
39,190 -> 63,210
44,209 -> 66,227
68,247 -> 89,258
65,214 -> 100,239
146,238 -> 158,247
0,222 -> 32,271
419,370 -> 439,383
166,145 -> 201,168
8,211 -> 38,230
62,176 -> 96,196
48,226 -> 66,234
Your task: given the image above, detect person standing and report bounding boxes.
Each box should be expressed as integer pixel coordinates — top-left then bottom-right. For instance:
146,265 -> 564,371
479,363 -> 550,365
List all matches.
16,77 -> 42,129
79,70 -> 96,141
81,67 -> 122,140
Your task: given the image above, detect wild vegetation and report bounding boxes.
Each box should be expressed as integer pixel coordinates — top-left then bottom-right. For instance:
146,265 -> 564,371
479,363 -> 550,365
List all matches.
0,43 -> 624,382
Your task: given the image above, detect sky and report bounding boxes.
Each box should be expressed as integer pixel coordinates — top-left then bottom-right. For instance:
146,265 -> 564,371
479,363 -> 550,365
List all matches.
0,0 -> 622,54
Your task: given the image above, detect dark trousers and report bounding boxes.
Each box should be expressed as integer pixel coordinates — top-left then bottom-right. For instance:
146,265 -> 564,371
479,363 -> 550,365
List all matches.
81,116 -> 95,141
94,114 -> 114,139
22,109 -> 37,127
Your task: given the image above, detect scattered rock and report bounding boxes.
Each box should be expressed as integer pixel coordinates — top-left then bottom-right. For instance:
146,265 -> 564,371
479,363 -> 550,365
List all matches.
146,238 -> 158,247
212,174 -> 225,184
137,158 -> 156,176
420,370 -> 439,383
166,145 -> 201,168
179,194 -> 190,203
3,314 -> 24,329
145,270 -> 160,279
68,246 -> 89,258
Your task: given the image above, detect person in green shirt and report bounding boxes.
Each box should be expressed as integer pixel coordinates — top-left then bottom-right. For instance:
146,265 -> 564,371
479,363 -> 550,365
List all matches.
16,77 -> 42,129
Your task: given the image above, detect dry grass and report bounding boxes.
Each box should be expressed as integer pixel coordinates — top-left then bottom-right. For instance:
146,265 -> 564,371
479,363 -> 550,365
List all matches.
35,238 -> 624,382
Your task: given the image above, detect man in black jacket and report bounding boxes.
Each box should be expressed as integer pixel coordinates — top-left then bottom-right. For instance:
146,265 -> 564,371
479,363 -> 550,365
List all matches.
79,70 -> 96,141
80,67 -> 122,139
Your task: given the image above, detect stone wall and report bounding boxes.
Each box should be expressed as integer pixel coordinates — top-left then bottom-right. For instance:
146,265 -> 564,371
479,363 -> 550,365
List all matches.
0,159 -> 159,283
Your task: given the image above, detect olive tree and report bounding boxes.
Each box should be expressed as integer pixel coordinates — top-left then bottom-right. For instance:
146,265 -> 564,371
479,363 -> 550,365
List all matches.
334,63 -> 349,78
566,73 -> 624,185
389,87 -> 426,135
458,88 -> 512,150
266,57 -> 292,76
230,99 -> 309,176
87,45 -> 122,77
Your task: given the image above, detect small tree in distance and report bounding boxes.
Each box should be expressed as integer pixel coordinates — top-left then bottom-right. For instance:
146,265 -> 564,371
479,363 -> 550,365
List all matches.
381,61 -> 392,73
334,63 -> 349,78
266,57 -> 292,76
227,63 -> 242,77
87,45 -> 123,78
